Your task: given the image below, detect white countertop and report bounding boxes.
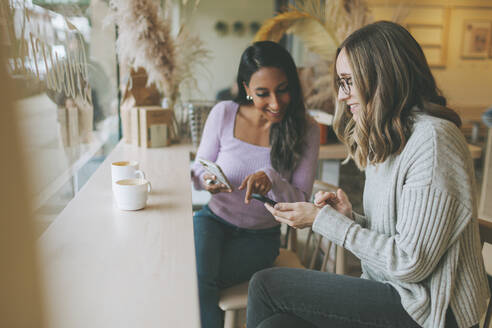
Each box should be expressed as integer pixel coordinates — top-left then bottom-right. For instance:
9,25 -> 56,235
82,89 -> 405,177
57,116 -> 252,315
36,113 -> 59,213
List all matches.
38,141 -> 200,328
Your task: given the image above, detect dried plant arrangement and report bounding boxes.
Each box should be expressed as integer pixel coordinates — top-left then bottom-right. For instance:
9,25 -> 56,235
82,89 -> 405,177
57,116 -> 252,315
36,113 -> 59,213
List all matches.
254,0 -> 372,113
108,0 -> 210,109
174,26 -> 210,101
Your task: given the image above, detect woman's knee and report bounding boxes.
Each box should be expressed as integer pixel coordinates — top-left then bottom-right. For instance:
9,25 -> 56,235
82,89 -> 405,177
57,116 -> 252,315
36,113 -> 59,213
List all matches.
250,268 -> 279,286
249,268 -> 286,298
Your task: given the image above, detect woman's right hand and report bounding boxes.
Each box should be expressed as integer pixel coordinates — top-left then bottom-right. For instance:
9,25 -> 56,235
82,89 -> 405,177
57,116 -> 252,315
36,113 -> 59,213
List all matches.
314,189 -> 353,219
202,173 -> 232,194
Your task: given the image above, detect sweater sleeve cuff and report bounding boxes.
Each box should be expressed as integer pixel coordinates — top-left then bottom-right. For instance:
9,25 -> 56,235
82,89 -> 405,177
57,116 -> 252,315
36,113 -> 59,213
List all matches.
259,167 -> 280,198
313,205 -> 354,247
260,167 -> 278,185
353,211 -> 367,227
259,167 -> 309,202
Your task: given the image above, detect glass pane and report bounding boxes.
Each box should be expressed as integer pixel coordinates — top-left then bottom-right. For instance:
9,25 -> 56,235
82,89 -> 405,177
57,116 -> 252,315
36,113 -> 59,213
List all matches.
3,0 -> 119,236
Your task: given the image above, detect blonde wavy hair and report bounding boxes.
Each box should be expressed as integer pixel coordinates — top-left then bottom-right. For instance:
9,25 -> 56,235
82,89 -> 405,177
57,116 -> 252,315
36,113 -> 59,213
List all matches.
332,21 -> 461,169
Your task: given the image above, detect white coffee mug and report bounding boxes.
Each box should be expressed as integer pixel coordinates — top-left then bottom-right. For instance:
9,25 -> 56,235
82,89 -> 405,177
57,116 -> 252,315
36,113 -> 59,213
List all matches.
111,161 -> 145,186
113,178 -> 152,211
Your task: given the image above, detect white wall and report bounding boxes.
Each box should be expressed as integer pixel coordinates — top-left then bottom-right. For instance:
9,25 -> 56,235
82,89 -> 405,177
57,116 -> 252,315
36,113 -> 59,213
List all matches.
183,0 -> 274,100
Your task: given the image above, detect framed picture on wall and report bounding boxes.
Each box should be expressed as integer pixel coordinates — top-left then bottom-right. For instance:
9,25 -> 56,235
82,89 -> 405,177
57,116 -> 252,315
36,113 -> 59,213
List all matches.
461,20 -> 491,59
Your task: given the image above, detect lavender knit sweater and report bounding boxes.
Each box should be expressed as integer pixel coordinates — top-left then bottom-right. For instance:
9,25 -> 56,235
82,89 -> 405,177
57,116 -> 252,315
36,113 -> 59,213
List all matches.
191,101 -> 320,229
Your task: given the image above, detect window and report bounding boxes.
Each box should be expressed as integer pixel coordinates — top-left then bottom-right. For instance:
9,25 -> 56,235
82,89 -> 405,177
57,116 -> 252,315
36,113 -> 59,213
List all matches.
4,0 -> 119,235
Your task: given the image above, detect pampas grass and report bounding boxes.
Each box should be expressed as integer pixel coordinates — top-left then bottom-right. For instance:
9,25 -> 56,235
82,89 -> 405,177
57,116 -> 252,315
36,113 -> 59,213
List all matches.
109,0 -> 209,106
174,26 -> 210,99
110,0 -> 175,100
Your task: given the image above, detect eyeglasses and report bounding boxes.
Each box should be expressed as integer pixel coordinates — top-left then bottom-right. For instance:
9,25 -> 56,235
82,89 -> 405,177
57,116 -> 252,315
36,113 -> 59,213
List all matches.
336,77 -> 353,95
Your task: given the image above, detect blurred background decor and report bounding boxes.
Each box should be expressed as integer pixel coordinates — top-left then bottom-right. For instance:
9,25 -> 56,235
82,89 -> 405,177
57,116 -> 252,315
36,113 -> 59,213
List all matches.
214,20 -> 229,36
249,21 -> 261,35
187,100 -> 217,150
253,0 -> 373,114
109,0 -> 210,141
232,21 -> 246,36
461,20 -> 491,59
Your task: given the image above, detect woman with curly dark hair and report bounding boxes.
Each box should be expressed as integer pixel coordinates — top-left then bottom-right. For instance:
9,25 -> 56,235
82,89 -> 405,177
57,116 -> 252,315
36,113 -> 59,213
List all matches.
191,40 -> 320,328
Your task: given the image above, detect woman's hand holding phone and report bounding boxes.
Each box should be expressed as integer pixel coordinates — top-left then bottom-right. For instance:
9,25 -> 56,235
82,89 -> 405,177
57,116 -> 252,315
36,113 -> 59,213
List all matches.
202,173 -> 232,194
238,171 -> 272,204
264,202 -> 319,229
197,158 -> 232,194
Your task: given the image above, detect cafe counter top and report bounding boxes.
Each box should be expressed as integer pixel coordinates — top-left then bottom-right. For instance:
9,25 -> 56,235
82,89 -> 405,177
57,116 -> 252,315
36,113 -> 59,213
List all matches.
38,141 -> 200,328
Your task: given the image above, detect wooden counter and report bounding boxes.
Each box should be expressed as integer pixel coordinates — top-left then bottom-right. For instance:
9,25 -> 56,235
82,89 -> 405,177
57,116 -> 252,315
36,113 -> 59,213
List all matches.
38,141 -> 200,328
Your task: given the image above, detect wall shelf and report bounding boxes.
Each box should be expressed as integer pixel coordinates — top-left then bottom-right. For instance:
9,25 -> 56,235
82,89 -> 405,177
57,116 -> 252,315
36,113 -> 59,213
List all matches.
404,7 -> 451,68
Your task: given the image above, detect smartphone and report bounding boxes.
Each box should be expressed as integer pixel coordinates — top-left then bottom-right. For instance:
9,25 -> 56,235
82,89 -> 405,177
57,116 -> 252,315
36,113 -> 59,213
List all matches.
198,158 -> 232,190
251,193 -> 277,206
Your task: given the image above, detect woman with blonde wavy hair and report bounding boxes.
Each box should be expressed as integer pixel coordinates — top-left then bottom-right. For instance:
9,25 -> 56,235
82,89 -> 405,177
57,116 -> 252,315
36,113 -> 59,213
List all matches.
245,21 -> 490,328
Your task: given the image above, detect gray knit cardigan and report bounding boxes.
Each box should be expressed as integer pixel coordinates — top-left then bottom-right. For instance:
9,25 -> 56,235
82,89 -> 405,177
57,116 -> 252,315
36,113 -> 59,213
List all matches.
313,113 -> 490,328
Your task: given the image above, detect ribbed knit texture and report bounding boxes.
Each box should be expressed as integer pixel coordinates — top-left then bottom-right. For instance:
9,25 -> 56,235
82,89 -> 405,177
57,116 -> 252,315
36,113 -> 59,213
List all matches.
192,101 -> 320,229
313,113 -> 490,328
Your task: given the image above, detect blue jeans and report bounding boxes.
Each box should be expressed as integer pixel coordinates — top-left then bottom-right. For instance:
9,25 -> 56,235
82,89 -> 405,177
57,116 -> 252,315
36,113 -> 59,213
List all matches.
194,205 -> 280,328
246,268 -> 473,328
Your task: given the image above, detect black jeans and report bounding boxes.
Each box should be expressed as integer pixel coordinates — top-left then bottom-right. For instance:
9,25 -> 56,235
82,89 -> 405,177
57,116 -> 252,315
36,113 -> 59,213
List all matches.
194,206 -> 280,328
246,267 -> 476,328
